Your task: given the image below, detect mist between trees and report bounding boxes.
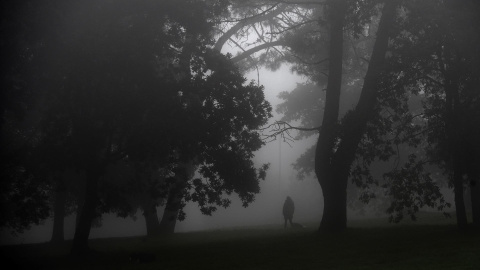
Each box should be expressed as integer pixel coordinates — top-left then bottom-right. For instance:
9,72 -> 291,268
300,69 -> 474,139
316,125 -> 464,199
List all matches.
1,0 -> 479,255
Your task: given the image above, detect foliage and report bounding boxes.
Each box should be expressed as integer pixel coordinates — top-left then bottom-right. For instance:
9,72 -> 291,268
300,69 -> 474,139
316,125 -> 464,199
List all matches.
1,0 -> 272,235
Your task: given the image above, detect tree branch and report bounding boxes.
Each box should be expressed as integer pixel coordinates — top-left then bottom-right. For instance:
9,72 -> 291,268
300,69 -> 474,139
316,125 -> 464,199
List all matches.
260,120 -> 320,143
272,0 -> 326,5
214,4 -> 286,51
230,40 -> 286,63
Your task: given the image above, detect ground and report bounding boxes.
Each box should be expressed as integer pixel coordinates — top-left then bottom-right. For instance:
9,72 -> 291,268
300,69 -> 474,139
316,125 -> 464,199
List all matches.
1,213 -> 479,270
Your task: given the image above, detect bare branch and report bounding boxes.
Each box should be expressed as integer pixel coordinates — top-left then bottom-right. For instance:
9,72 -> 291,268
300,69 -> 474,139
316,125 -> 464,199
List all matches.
260,121 -> 320,142
214,4 -> 287,51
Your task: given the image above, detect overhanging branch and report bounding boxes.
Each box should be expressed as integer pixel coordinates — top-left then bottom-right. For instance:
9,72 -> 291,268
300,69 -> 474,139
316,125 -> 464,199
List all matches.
230,40 -> 286,63
272,0 -> 327,5
260,120 -> 321,144
214,4 -> 286,51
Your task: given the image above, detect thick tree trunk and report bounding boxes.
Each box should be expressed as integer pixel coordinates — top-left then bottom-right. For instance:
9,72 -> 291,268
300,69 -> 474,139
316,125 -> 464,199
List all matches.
315,0 -> 348,232
443,59 -> 468,228
316,0 -> 397,232
453,169 -> 468,228
159,181 -> 185,234
158,161 -> 195,234
50,173 -> 66,243
320,174 -> 348,231
142,200 -> 161,236
71,168 -> 101,255
159,204 -> 180,234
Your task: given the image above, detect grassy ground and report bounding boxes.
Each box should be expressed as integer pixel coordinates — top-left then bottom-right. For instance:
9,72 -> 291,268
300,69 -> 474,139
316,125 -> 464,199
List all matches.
1,214 -> 479,270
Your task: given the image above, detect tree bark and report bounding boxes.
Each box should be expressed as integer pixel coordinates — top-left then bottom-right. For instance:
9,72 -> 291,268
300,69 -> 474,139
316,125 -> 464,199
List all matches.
443,58 -> 468,229
467,149 -> 480,228
316,0 -> 397,232
142,199 -> 161,236
71,168 -> 101,255
158,204 -> 180,234
159,177 -> 186,234
50,172 -> 66,243
158,161 -> 195,234
453,169 -> 468,228
315,0 -> 347,231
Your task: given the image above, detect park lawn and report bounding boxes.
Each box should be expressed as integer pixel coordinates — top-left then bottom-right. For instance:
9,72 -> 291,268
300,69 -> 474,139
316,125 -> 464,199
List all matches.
1,217 -> 479,270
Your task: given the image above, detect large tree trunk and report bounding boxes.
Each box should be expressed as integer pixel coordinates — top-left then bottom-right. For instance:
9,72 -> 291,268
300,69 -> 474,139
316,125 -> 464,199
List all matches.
442,0 -> 471,230
50,172 -> 66,243
159,179 -> 186,234
316,0 -> 397,232
452,168 -> 468,228
443,58 -> 468,229
315,0 -> 348,232
142,199 -> 161,236
71,168 -> 101,255
158,161 -> 196,234
159,203 -> 180,234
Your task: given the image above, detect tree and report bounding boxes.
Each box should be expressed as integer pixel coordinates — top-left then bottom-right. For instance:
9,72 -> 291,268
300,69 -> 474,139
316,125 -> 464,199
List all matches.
306,0 -> 397,232
0,0 -> 61,235
388,0 -> 480,228
0,0 -> 272,253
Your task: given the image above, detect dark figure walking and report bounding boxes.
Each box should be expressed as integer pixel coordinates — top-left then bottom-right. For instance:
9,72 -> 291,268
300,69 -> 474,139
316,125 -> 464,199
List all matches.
283,196 -> 295,228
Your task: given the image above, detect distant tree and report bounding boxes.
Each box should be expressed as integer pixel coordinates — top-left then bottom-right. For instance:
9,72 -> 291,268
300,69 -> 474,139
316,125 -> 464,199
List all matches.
387,0 -> 480,228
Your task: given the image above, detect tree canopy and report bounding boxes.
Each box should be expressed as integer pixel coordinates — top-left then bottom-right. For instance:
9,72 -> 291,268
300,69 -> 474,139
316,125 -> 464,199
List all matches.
1,0 -> 272,253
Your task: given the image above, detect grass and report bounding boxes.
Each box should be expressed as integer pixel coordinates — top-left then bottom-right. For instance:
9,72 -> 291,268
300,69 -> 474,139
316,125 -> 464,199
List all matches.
1,214 -> 479,270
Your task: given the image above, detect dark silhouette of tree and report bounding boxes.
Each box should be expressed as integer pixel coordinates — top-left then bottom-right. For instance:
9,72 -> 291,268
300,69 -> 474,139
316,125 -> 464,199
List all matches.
307,0 -> 398,232
0,0 -> 62,235
386,0 -> 480,229
1,0 -> 272,253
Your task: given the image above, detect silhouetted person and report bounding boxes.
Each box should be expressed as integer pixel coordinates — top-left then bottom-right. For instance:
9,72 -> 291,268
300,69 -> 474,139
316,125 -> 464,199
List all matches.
283,196 -> 295,228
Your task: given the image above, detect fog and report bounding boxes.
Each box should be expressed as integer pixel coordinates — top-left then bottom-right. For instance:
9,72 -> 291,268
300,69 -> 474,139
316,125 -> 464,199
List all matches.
1,66 -> 328,245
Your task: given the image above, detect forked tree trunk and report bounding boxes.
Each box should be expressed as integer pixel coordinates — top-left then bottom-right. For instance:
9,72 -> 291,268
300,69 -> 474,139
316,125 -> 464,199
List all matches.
158,161 -> 196,234
159,180 -> 186,234
159,205 -> 180,234
142,199 -> 161,236
316,0 -> 398,232
51,173 -> 66,243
